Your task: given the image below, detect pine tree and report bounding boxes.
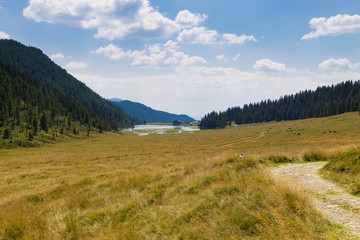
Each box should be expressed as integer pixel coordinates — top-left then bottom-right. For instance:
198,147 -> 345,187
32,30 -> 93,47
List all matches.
40,113 -> 48,132
2,128 -> 10,139
28,131 -> 33,141
33,116 -> 38,135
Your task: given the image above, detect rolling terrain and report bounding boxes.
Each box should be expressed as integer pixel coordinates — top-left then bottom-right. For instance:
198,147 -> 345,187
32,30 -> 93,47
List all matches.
1,112 -> 359,239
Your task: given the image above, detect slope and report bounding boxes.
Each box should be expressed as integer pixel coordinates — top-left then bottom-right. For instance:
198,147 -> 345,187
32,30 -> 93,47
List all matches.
0,40 -> 136,130
111,99 -> 195,123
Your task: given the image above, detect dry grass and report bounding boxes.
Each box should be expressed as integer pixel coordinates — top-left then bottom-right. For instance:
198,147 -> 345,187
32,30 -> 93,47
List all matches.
0,112 -> 359,239
321,148 -> 360,195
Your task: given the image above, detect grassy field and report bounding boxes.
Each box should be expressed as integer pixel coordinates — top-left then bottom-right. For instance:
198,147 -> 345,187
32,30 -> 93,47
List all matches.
1,112 -> 360,239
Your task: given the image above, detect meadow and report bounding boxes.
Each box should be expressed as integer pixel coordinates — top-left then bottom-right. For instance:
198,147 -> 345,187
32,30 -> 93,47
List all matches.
1,112 -> 360,239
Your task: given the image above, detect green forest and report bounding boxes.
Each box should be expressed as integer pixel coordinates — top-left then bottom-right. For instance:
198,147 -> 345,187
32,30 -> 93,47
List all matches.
0,40 -> 138,147
200,80 -> 360,129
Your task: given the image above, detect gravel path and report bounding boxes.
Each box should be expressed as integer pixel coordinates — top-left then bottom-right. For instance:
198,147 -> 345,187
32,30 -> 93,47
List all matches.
271,162 -> 360,238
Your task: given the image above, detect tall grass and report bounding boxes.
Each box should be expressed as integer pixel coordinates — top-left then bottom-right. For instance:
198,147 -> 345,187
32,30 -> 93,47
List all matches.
321,148 -> 360,195
0,157 -> 344,239
1,112 -> 359,239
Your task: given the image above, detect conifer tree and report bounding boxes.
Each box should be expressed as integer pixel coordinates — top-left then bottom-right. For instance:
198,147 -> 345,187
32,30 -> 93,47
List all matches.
40,113 -> 48,132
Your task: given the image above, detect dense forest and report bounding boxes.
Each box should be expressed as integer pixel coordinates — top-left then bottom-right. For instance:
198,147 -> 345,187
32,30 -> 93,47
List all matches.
0,40 -> 138,147
110,99 -> 195,123
200,80 -> 360,129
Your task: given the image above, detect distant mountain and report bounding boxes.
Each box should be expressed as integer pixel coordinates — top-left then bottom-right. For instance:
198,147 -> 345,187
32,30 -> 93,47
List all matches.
108,98 -> 123,103
110,100 -> 196,123
0,39 -> 137,139
200,80 -> 360,129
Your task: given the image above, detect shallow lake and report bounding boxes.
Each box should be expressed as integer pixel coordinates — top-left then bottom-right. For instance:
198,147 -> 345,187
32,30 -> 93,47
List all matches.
123,125 -> 200,136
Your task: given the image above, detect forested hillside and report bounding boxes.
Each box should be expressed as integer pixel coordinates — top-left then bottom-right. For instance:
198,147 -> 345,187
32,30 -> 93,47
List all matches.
200,81 -> 360,129
111,100 -> 195,123
0,40 -> 137,147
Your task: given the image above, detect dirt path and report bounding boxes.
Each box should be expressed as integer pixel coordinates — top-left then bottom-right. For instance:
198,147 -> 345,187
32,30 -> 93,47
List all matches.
271,162 -> 360,238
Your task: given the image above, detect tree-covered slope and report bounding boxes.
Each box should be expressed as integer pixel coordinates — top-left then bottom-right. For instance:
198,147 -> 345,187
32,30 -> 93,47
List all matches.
200,80 -> 360,129
111,100 -> 195,123
0,40 -> 136,130
0,40 -> 140,147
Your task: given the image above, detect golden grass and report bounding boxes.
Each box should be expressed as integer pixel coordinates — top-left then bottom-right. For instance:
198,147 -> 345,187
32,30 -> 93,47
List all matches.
0,112 -> 359,239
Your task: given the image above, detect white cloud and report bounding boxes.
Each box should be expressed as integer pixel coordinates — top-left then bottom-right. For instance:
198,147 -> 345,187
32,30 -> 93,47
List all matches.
23,0 -> 178,40
318,58 -> 359,71
23,0 -> 211,40
216,55 -> 228,62
222,33 -> 257,45
177,27 -> 218,44
234,54 -> 241,61
49,53 -> 64,60
302,14 -> 360,40
93,44 -> 126,60
93,41 -> 207,69
253,59 -> 287,72
0,31 -> 10,39
175,10 -> 207,28
66,61 -> 89,70
177,26 -> 257,45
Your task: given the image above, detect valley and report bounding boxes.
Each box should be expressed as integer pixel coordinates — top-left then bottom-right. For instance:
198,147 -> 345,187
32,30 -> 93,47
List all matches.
1,112 -> 359,239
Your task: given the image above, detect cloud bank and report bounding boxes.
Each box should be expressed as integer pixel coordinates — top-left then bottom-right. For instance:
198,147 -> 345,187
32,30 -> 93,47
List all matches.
23,0 -> 206,40
93,41 -> 207,68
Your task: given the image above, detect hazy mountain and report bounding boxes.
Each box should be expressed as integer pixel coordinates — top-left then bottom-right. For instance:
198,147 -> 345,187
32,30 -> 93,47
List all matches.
110,100 -> 196,123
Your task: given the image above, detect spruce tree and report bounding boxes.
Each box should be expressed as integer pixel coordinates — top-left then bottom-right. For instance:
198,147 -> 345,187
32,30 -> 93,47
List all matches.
40,113 -> 48,132
33,116 -> 38,135
2,128 -> 10,139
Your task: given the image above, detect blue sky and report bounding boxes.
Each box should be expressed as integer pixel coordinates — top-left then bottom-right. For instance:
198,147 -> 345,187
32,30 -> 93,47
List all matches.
1,0 -> 360,119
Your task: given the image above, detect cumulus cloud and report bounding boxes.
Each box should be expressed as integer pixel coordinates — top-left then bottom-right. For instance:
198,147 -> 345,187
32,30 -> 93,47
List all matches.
49,53 -> 64,60
177,26 -> 257,45
253,59 -> 287,72
93,41 -> 207,69
0,31 -> 10,39
216,55 -> 228,62
222,33 -> 257,45
302,14 -> 360,40
318,58 -> 359,71
23,0 -> 207,40
66,61 -> 89,70
175,10 -> 207,28
177,27 -> 218,44
92,44 -> 140,60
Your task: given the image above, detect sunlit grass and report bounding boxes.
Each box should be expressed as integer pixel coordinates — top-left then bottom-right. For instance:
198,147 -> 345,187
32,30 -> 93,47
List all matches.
0,112 -> 359,239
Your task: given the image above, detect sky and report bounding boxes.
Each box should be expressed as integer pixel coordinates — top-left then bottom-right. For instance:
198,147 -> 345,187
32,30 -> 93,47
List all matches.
1,1 -> 360,119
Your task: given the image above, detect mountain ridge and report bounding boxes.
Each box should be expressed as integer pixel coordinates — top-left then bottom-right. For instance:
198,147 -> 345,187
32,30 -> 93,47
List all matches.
110,99 -> 196,123
0,39 -> 137,130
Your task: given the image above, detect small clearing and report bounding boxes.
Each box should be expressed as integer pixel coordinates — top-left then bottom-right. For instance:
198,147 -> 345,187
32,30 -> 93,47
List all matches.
271,162 -> 360,238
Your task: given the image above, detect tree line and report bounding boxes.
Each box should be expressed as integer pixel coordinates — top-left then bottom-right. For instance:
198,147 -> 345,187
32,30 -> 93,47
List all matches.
200,80 -> 360,129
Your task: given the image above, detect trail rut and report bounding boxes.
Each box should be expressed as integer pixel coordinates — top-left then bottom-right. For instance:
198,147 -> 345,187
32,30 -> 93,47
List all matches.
271,162 -> 360,238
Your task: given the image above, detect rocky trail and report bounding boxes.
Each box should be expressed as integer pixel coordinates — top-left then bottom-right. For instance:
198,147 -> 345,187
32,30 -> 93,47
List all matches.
271,162 -> 360,238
